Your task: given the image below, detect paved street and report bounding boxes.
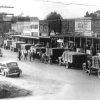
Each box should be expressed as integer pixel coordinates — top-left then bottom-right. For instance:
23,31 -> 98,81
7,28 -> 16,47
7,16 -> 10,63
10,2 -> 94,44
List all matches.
1,48 -> 100,100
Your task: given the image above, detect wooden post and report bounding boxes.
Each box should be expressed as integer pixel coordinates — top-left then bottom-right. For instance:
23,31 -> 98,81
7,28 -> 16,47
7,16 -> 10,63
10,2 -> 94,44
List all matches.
85,37 -> 87,53
80,37 -> 81,48
69,36 -> 70,41
99,38 -> 100,52
92,38 -> 93,46
74,36 -> 75,46
96,44 -> 97,53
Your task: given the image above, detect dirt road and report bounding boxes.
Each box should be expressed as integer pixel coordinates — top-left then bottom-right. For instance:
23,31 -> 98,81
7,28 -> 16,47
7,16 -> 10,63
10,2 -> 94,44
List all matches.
1,48 -> 100,100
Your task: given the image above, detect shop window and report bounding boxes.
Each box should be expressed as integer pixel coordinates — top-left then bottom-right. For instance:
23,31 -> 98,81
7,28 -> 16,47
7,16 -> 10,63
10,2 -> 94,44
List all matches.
78,23 -> 83,28
30,25 -> 38,29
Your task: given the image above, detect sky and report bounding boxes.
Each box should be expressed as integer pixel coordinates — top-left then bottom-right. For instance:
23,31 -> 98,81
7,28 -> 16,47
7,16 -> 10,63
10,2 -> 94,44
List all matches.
0,0 -> 100,19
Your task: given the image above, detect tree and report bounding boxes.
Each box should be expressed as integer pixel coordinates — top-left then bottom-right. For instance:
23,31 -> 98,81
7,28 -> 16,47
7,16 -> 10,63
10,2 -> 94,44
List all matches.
84,11 -> 90,17
84,11 -> 97,18
46,12 -> 63,34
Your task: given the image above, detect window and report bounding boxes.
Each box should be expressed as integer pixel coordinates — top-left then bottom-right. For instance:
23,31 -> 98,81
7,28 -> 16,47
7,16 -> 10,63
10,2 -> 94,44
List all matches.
78,23 -> 83,28
7,62 -> 18,67
30,25 -> 38,29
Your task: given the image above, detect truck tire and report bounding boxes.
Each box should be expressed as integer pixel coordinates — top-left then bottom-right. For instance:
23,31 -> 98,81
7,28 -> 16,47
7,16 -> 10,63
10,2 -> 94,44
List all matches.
98,70 -> 100,78
66,62 -> 71,69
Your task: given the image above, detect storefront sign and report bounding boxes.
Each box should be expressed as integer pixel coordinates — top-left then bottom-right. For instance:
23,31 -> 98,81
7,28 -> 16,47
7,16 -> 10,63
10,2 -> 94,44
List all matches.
31,32 -> 38,37
75,18 -> 92,36
40,33 -> 48,37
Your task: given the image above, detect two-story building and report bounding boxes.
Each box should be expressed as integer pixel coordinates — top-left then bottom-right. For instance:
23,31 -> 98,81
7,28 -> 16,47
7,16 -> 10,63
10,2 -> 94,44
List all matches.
11,18 -> 50,46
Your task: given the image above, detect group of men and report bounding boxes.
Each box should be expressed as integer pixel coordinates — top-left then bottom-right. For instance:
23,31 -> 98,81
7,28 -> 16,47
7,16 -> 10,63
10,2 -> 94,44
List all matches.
18,49 -> 35,61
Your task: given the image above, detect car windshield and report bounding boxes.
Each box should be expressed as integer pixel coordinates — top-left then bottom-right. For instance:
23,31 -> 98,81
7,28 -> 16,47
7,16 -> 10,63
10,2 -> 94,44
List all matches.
6,62 -> 18,67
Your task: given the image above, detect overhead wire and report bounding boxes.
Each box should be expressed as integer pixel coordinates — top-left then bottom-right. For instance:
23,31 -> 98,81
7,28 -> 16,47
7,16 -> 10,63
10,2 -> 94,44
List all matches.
35,0 -> 100,21
35,0 -> 100,7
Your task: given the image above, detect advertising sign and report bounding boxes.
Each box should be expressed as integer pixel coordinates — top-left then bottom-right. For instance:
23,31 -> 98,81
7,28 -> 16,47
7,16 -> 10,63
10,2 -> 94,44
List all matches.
75,18 -> 92,36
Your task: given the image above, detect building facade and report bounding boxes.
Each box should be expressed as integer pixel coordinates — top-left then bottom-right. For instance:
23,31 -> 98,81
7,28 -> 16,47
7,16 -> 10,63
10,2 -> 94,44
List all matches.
75,17 -> 92,36
39,20 -> 49,37
61,19 -> 75,35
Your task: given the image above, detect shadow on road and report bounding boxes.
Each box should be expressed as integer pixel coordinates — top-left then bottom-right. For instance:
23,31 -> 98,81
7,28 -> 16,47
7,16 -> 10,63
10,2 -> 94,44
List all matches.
0,81 -> 32,99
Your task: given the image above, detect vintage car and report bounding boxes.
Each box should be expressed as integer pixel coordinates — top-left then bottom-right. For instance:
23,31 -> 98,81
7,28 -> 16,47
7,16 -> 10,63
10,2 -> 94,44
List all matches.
82,55 -> 100,77
45,48 -> 66,64
31,46 -> 46,59
20,44 -> 35,51
0,61 -> 22,77
59,51 -> 87,69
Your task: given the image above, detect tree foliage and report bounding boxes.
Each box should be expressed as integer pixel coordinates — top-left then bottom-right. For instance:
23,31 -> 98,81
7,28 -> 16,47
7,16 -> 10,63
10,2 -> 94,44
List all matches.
46,12 -> 63,34
84,11 -> 97,18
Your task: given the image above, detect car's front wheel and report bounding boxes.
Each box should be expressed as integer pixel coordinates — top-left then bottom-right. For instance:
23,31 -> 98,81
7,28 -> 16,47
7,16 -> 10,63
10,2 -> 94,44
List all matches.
17,73 -> 20,77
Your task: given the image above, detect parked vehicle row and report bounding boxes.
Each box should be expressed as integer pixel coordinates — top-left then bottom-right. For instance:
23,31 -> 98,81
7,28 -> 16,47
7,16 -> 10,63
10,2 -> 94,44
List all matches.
3,39 -> 100,78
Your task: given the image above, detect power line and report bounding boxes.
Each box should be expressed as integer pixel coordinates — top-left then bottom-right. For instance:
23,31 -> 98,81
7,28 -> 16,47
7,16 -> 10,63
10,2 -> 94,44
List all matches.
41,17 -> 100,22
36,0 -> 100,7
0,5 -> 14,8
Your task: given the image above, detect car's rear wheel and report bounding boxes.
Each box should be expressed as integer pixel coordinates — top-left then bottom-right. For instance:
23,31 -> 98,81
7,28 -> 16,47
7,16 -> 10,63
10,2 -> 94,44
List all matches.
4,72 -> 8,77
66,62 -> 71,69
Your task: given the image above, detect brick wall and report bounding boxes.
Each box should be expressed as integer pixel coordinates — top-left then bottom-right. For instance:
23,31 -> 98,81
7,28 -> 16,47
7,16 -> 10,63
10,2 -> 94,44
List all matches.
61,19 -> 75,35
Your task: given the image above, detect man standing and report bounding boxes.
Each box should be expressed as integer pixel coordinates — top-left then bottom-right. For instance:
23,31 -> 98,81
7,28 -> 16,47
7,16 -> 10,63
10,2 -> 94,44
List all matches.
18,49 -> 22,60
28,50 -> 32,61
24,49 -> 28,60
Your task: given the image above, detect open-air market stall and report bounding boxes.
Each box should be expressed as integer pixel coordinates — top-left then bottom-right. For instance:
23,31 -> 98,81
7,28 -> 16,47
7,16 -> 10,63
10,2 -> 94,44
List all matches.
59,51 -> 87,68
